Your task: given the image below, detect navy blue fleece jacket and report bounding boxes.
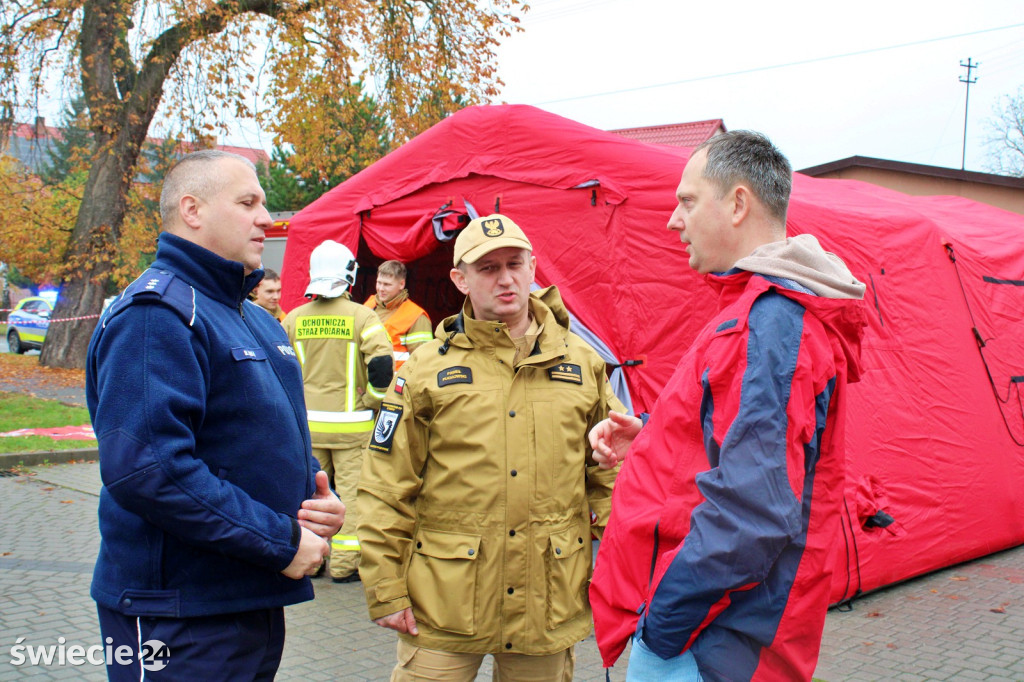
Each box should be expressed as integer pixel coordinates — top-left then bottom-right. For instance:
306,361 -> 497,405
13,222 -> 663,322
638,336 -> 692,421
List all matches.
87,232 -> 318,617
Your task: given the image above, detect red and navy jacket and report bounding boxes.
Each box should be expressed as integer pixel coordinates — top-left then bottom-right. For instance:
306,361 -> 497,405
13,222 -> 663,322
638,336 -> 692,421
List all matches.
591,269 -> 865,681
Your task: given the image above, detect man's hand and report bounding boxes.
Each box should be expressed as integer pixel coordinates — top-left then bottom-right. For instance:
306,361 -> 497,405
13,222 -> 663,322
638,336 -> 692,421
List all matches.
281,526 -> 329,579
589,410 -> 642,469
298,470 -> 345,540
374,607 -> 419,635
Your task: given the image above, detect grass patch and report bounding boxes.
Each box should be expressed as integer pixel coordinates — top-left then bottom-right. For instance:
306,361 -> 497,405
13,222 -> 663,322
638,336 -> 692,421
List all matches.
0,391 -> 95,454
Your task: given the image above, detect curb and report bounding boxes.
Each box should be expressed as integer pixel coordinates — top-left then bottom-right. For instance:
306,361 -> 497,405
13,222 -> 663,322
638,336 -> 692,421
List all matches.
0,447 -> 98,468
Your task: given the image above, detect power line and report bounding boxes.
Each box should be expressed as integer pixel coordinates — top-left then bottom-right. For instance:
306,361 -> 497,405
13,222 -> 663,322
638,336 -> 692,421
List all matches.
533,21 -> 1024,106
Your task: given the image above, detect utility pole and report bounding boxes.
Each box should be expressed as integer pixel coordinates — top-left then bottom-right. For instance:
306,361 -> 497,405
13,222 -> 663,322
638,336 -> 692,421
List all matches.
960,58 -> 979,171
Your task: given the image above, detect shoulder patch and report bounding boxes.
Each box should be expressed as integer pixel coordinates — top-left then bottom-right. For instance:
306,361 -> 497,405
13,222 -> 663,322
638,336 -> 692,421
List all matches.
548,363 -> 582,385
103,268 -> 196,328
437,366 -> 473,387
368,403 -> 403,453
394,377 -> 406,395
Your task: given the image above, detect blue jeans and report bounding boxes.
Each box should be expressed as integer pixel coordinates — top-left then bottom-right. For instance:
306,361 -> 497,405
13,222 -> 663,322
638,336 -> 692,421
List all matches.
626,636 -> 703,682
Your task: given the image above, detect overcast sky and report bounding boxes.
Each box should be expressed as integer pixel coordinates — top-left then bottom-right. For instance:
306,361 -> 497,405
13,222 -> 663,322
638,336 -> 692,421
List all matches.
32,1 -> 1021,175
491,0 -> 1024,172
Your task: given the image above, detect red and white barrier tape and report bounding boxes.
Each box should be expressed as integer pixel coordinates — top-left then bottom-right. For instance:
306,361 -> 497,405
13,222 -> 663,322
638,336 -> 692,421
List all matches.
47,313 -> 102,323
1,311 -> 101,322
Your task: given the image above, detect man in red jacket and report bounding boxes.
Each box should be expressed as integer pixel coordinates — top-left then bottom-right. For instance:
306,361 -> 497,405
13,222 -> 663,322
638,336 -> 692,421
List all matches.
589,131 -> 867,681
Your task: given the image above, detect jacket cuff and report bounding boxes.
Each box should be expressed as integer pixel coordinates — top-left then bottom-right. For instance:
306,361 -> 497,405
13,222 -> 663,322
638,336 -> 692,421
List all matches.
367,578 -> 411,620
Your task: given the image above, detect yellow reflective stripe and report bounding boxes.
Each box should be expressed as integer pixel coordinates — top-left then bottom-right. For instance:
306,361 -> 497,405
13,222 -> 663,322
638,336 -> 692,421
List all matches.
307,409 -> 374,422
366,382 -> 386,400
295,341 -> 305,366
346,342 -> 357,412
402,331 -> 432,345
308,419 -> 374,433
331,536 -> 361,550
20,331 -> 46,343
361,322 -> 386,340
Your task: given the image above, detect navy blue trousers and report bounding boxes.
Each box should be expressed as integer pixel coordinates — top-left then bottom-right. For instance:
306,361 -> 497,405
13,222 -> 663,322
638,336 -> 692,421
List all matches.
97,605 -> 285,681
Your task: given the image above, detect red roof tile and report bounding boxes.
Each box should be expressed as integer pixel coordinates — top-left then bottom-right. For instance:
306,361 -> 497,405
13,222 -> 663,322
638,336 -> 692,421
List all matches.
7,120 -> 268,165
11,121 -> 64,141
610,119 -> 726,148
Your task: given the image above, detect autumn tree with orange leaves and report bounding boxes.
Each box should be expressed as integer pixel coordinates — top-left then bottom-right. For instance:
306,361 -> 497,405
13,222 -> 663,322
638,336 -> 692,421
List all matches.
0,0 -> 525,368
0,98 -> 174,295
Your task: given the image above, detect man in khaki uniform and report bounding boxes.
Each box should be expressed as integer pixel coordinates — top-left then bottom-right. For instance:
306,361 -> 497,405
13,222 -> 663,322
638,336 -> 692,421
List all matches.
364,260 -> 432,369
284,240 -> 393,583
357,214 -> 623,680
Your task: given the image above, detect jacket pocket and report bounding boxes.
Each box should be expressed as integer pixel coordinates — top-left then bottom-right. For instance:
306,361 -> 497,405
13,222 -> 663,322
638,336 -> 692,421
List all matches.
407,528 -> 481,635
116,589 -> 180,617
545,525 -> 589,630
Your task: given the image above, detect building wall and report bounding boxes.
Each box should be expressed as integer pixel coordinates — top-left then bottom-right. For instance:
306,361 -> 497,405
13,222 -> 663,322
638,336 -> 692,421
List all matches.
809,168 -> 1024,215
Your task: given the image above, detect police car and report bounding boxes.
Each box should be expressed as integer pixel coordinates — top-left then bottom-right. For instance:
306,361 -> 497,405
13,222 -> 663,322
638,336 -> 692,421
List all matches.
6,297 -> 52,354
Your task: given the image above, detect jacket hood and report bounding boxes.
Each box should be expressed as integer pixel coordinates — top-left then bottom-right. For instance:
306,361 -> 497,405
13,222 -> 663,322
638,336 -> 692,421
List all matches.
734,234 -> 866,300
709,239 -> 868,384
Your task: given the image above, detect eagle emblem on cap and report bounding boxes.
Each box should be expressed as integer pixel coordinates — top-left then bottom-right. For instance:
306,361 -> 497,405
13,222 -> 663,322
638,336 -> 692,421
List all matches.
482,218 -> 505,237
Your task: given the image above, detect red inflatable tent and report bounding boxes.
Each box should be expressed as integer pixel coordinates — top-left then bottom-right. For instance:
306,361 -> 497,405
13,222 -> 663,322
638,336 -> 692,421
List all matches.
281,104 -> 1024,604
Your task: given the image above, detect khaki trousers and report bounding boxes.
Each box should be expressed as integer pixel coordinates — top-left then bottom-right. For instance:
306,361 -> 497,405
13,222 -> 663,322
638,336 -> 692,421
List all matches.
312,438 -> 364,579
391,639 -> 575,681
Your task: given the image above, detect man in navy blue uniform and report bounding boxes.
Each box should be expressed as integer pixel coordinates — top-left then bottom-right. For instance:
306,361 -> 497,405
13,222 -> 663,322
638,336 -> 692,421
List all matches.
87,150 -> 344,680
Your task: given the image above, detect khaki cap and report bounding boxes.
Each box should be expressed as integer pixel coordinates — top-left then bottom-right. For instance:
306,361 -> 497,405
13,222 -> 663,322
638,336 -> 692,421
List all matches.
453,214 -> 533,266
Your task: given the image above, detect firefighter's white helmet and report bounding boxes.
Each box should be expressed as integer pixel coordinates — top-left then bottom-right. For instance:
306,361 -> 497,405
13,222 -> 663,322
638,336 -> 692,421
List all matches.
304,240 -> 358,299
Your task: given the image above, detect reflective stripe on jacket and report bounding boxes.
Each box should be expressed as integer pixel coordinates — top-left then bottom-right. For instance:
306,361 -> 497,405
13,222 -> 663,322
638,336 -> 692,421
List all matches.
365,293 -> 432,368
284,294 -> 393,444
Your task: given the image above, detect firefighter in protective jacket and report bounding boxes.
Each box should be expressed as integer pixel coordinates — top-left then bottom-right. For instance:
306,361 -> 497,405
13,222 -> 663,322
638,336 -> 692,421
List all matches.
357,214 -> 623,680
283,240 -> 393,582
364,259 -> 432,369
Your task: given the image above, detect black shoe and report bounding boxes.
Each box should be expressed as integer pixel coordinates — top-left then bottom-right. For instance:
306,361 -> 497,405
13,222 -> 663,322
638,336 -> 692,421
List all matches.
331,572 -> 360,584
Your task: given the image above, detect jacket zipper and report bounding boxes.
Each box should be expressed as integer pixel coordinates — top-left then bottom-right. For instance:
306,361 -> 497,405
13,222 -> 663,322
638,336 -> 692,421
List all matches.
637,519 -> 660,615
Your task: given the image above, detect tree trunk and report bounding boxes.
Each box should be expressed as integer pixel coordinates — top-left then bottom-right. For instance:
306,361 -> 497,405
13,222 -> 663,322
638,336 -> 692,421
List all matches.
38,0 -> 290,369
39,144 -> 132,369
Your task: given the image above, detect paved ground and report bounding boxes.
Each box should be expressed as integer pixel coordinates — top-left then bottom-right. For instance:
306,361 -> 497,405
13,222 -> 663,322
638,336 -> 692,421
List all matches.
1,461 -> 1023,680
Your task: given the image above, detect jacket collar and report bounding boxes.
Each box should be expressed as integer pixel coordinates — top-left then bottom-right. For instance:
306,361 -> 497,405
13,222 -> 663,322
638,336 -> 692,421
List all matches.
438,289 -> 570,365
705,268 -> 867,384
380,290 -> 410,310
153,232 -> 264,308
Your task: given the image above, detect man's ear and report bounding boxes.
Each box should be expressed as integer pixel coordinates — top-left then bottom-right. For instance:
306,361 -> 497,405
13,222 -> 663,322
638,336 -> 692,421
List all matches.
730,185 -> 753,226
449,267 -> 469,295
179,195 -> 202,230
